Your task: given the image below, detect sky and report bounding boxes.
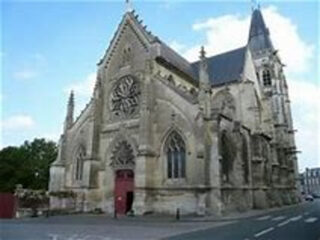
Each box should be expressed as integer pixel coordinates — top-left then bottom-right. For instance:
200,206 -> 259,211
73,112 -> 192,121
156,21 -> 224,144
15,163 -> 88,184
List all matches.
1,0 -> 319,172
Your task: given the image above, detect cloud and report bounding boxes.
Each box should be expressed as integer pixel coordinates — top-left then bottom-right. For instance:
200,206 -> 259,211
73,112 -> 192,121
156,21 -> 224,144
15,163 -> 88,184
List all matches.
169,40 -> 187,53
262,7 -> 314,74
178,6 -> 314,77
290,79 -> 320,170
1,115 -> 35,131
13,69 -> 39,80
64,72 -> 96,117
185,13 -> 249,61
172,5 -> 318,170
12,53 -> 47,81
64,72 -> 96,98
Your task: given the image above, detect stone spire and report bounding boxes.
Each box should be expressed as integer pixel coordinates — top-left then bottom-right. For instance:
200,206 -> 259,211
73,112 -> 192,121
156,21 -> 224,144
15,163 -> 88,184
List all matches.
251,0 -> 260,12
248,6 -> 274,54
64,90 -> 74,131
199,46 -> 210,91
198,46 -> 211,118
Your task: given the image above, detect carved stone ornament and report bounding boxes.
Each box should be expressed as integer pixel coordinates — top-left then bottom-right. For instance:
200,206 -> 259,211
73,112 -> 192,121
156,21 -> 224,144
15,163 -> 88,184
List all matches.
212,91 -> 236,119
110,75 -> 141,118
110,140 -> 135,169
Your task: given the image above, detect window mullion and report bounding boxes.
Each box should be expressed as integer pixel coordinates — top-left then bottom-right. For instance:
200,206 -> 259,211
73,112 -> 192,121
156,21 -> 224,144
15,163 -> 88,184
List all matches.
177,149 -> 181,178
171,151 -> 175,178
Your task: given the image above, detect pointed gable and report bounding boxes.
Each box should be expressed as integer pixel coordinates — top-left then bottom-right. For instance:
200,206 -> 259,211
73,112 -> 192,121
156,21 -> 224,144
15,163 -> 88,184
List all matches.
98,10 -> 249,87
97,10 -> 156,68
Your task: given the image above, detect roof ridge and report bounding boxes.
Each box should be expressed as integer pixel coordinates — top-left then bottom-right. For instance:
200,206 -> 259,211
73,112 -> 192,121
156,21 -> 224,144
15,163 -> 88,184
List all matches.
160,41 -> 192,64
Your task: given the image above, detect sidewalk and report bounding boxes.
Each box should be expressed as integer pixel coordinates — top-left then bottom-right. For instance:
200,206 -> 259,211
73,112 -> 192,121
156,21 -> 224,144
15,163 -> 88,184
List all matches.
183,202 -> 306,222
64,201 -> 304,225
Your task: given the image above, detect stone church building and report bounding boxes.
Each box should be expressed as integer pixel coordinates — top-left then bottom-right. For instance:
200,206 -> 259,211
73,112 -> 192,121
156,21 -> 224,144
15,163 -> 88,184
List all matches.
49,5 -> 300,215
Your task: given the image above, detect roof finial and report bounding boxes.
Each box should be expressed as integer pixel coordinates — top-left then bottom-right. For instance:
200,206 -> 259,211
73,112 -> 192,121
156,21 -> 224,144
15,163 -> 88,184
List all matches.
200,46 -> 206,60
69,90 -> 74,104
64,90 -> 74,131
125,0 -> 133,12
251,0 -> 259,11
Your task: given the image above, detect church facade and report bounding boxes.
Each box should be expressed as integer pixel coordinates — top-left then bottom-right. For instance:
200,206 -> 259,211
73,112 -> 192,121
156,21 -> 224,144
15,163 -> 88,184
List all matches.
49,6 -> 300,215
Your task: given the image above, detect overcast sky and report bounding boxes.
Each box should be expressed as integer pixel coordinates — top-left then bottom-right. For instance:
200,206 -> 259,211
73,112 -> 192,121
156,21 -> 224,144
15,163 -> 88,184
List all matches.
1,0 -> 319,172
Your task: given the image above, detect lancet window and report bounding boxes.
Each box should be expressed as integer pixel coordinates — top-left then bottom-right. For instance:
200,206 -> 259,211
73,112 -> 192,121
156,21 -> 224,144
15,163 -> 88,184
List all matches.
165,131 -> 186,179
75,146 -> 86,180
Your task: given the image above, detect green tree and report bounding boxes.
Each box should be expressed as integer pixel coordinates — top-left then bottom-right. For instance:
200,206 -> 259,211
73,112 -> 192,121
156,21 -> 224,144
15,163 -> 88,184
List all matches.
0,138 -> 57,192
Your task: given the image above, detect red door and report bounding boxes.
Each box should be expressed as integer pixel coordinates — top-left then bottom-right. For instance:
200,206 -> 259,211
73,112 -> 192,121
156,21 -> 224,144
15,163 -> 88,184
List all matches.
0,193 -> 16,218
114,170 -> 134,214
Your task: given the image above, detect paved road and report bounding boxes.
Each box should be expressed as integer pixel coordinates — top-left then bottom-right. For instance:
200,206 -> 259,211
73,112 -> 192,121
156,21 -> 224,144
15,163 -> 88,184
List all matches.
165,201 -> 320,240
0,201 -> 318,240
0,213 -> 230,240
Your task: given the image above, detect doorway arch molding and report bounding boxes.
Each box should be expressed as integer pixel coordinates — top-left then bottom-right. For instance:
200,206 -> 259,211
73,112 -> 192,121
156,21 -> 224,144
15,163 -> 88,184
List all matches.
105,133 -> 138,170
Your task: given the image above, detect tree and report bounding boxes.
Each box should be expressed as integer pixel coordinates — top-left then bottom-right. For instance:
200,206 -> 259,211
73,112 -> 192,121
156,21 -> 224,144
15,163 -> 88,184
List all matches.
0,138 -> 57,192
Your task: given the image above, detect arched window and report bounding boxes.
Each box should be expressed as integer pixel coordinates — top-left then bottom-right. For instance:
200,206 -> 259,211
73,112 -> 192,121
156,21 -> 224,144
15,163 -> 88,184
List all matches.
262,69 -> 271,86
165,131 -> 186,179
75,146 -> 86,180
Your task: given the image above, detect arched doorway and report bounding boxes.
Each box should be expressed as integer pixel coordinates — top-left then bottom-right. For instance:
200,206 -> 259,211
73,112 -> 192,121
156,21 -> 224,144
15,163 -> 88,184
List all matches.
110,139 -> 136,215
114,169 -> 134,214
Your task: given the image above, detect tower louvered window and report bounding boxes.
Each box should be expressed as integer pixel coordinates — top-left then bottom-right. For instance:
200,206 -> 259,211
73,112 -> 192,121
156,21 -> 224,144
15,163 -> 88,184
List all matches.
165,131 -> 186,179
262,69 -> 272,86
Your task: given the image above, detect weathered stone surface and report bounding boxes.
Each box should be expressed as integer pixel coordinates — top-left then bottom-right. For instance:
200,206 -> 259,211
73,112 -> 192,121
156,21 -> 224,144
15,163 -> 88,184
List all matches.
49,7 -> 299,215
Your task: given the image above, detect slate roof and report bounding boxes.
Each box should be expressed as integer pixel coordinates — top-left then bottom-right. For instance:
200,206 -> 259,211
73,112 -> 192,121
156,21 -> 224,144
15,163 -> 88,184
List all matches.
190,47 -> 247,86
155,42 -> 247,86
156,41 -> 197,80
248,9 -> 273,53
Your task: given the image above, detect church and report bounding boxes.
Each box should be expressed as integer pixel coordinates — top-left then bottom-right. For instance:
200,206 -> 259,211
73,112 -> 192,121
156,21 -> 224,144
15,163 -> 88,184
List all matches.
49,3 -> 300,215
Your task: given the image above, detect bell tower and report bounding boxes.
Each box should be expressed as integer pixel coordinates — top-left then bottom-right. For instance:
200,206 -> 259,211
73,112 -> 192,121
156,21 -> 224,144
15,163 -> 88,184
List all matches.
248,5 -> 300,203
